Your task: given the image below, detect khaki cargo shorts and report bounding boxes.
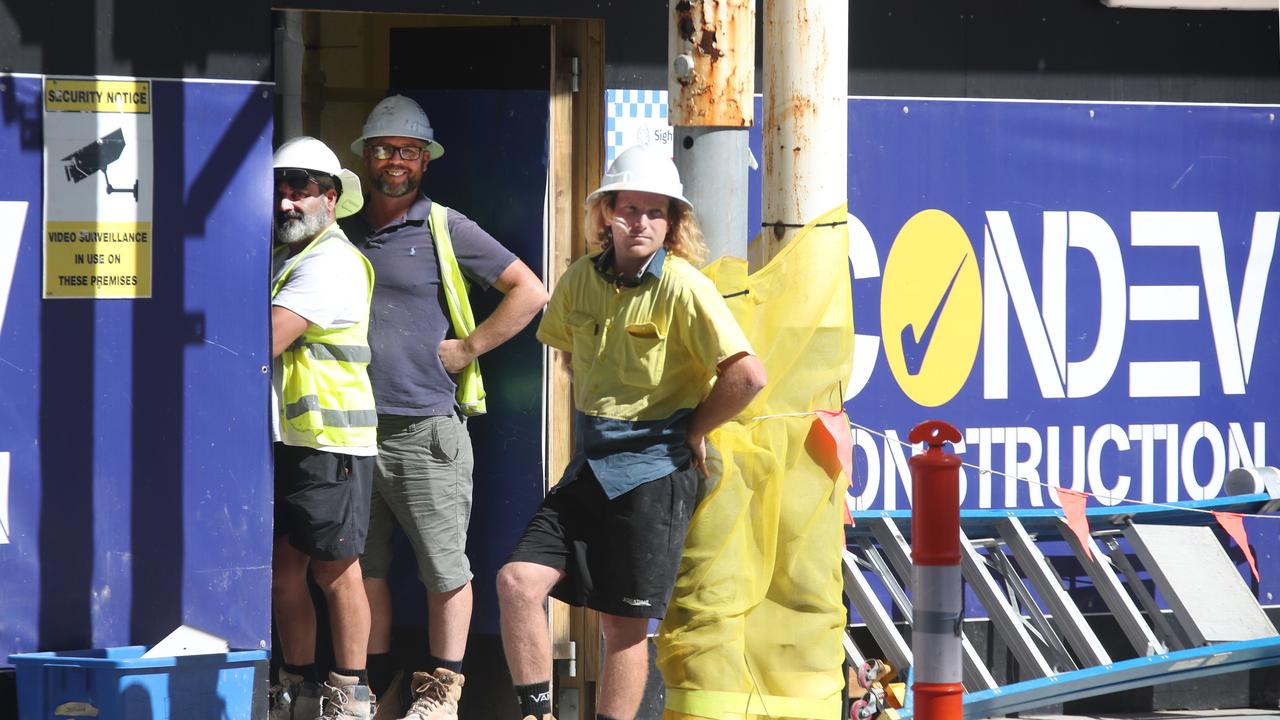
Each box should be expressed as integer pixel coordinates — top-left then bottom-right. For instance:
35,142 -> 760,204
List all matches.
361,413 -> 475,592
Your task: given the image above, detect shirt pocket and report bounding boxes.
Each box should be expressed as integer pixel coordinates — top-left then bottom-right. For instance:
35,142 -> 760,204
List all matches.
618,320 -> 668,387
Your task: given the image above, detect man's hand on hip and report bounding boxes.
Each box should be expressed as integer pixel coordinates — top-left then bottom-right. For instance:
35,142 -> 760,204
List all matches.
686,433 -> 708,477
438,338 -> 476,373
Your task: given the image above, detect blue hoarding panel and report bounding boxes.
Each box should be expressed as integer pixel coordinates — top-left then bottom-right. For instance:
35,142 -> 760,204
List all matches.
0,75 -> 273,660
0,74 -> 45,659
743,97 -> 1279,600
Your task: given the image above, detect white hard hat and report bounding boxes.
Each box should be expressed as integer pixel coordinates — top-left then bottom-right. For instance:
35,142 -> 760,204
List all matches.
350,95 -> 445,160
273,136 -> 364,219
586,144 -> 691,211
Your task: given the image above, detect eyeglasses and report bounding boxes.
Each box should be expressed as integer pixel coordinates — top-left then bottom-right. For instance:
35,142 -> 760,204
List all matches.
275,168 -> 323,191
369,144 -> 426,161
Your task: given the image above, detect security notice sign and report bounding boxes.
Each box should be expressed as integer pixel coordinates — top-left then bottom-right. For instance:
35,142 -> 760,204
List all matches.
43,77 -> 153,298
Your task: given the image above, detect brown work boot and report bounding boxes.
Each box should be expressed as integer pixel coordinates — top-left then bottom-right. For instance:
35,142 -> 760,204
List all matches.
321,671 -> 374,719
268,669 -> 323,720
397,668 -> 464,720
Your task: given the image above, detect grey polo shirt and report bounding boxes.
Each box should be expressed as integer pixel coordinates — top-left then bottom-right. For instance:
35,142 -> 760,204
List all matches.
340,193 -> 516,417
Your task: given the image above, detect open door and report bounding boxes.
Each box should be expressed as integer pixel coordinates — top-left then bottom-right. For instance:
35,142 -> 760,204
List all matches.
274,10 -> 603,718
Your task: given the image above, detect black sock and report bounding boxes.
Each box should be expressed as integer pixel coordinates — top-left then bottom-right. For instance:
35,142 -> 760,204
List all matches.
332,667 -> 369,686
282,663 -> 317,683
429,655 -> 464,674
515,680 -> 551,718
367,653 -> 394,696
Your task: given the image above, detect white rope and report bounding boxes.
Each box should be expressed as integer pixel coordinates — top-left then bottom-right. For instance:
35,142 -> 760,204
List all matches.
740,408 -> 1279,520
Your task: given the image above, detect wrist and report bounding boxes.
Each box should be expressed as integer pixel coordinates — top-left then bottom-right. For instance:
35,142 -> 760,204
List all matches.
459,335 -> 479,360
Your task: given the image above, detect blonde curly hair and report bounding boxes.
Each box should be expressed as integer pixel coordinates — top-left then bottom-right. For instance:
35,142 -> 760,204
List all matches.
584,191 -> 707,267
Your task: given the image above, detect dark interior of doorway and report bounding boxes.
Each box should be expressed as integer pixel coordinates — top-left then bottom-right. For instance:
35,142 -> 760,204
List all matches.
385,23 -> 551,720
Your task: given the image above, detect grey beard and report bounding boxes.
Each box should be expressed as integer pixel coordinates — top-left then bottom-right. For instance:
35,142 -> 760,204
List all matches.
374,174 -> 419,198
274,210 -> 329,245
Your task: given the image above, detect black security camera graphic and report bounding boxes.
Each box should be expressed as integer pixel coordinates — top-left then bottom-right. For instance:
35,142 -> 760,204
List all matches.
61,128 -> 139,201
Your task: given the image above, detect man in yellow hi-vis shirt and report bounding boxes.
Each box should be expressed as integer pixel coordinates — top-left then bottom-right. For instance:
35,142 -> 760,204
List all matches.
269,136 -> 377,720
497,145 -> 768,720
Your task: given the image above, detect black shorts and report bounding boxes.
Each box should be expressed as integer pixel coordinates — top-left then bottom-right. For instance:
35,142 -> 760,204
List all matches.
507,462 -> 699,618
274,443 -> 374,561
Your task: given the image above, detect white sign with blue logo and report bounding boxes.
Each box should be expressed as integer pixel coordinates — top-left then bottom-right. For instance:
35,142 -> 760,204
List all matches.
821,99 -> 1277,516
605,89 -> 674,164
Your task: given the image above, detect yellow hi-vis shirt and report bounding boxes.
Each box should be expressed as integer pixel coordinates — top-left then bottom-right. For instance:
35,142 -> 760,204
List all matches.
426,201 -> 487,416
272,226 -> 378,451
538,250 -> 754,423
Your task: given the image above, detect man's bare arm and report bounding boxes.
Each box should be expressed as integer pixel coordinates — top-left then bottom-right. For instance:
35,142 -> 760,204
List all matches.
686,351 -> 768,474
439,258 -> 549,373
271,305 -> 310,359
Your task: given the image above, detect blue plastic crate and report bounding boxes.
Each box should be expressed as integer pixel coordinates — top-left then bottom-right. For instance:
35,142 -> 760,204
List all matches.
8,645 -> 268,720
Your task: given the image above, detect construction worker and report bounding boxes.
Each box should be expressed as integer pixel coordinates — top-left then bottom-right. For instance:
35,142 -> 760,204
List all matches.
269,136 -> 377,720
340,95 -> 548,720
497,144 -> 768,720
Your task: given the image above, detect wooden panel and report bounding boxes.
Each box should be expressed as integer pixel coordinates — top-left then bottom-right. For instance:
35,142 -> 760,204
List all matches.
547,22 -> 576,663
547,20 -> 605,719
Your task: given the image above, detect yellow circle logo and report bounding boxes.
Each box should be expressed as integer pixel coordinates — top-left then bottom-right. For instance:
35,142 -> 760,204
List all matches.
880,209 -> 983,407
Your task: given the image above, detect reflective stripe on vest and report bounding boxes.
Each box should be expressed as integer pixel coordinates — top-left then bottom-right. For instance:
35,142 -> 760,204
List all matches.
428,202 -> 487,416
272,225 -> 378,448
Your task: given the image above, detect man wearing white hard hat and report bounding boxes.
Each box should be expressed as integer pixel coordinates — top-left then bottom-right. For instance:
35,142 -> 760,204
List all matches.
497,145 -> 767,720
269,136 -> 378,720
340,95 -> 548,720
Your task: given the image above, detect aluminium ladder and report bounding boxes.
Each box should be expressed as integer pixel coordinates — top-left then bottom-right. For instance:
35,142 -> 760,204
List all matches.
843,482 -> 1280,719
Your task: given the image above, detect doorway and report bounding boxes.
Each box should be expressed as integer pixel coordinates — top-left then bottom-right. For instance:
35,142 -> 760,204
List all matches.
273,9 -> 602,718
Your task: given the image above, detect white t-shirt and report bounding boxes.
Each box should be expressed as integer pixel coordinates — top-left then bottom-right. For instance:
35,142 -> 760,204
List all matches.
271,229 -> 376,456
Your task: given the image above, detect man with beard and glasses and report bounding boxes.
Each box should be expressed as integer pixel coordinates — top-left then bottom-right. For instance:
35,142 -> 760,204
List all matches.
338,96 -> 547,720
269,136 -> 378,720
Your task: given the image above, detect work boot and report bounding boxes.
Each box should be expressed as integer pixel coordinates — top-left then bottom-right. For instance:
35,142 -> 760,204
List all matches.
398,668 -> 464,720
268,669 -> 323,720
321,671 -> 374,719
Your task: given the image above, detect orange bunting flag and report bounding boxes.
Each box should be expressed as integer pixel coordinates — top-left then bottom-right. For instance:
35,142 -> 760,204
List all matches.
1213,511 -> 1260,582
816,411 -> 854,483
1057,488 -> 1093,562
815,410 -> 856,526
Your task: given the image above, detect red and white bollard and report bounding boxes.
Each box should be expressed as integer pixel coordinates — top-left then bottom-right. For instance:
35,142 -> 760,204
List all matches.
908,420 -> 964,720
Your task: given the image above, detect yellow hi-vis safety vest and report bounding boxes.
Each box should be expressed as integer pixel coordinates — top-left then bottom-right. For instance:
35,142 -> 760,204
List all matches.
271,226 -> 378,448
428,202 -> 487,416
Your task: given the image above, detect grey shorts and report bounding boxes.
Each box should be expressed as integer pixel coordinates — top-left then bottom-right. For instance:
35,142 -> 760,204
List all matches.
361,413 -> 475,592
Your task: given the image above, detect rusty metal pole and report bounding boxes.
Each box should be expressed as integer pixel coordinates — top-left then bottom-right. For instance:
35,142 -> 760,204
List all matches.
757,0 -> 848,269
669,0 -> 756,263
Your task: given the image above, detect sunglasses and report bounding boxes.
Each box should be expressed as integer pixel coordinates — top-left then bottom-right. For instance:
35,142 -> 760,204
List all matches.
369,144 -> 427,161
275,168 -> 325,191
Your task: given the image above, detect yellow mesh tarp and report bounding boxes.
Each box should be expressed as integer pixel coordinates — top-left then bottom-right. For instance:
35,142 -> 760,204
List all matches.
656,204 -> 855,720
